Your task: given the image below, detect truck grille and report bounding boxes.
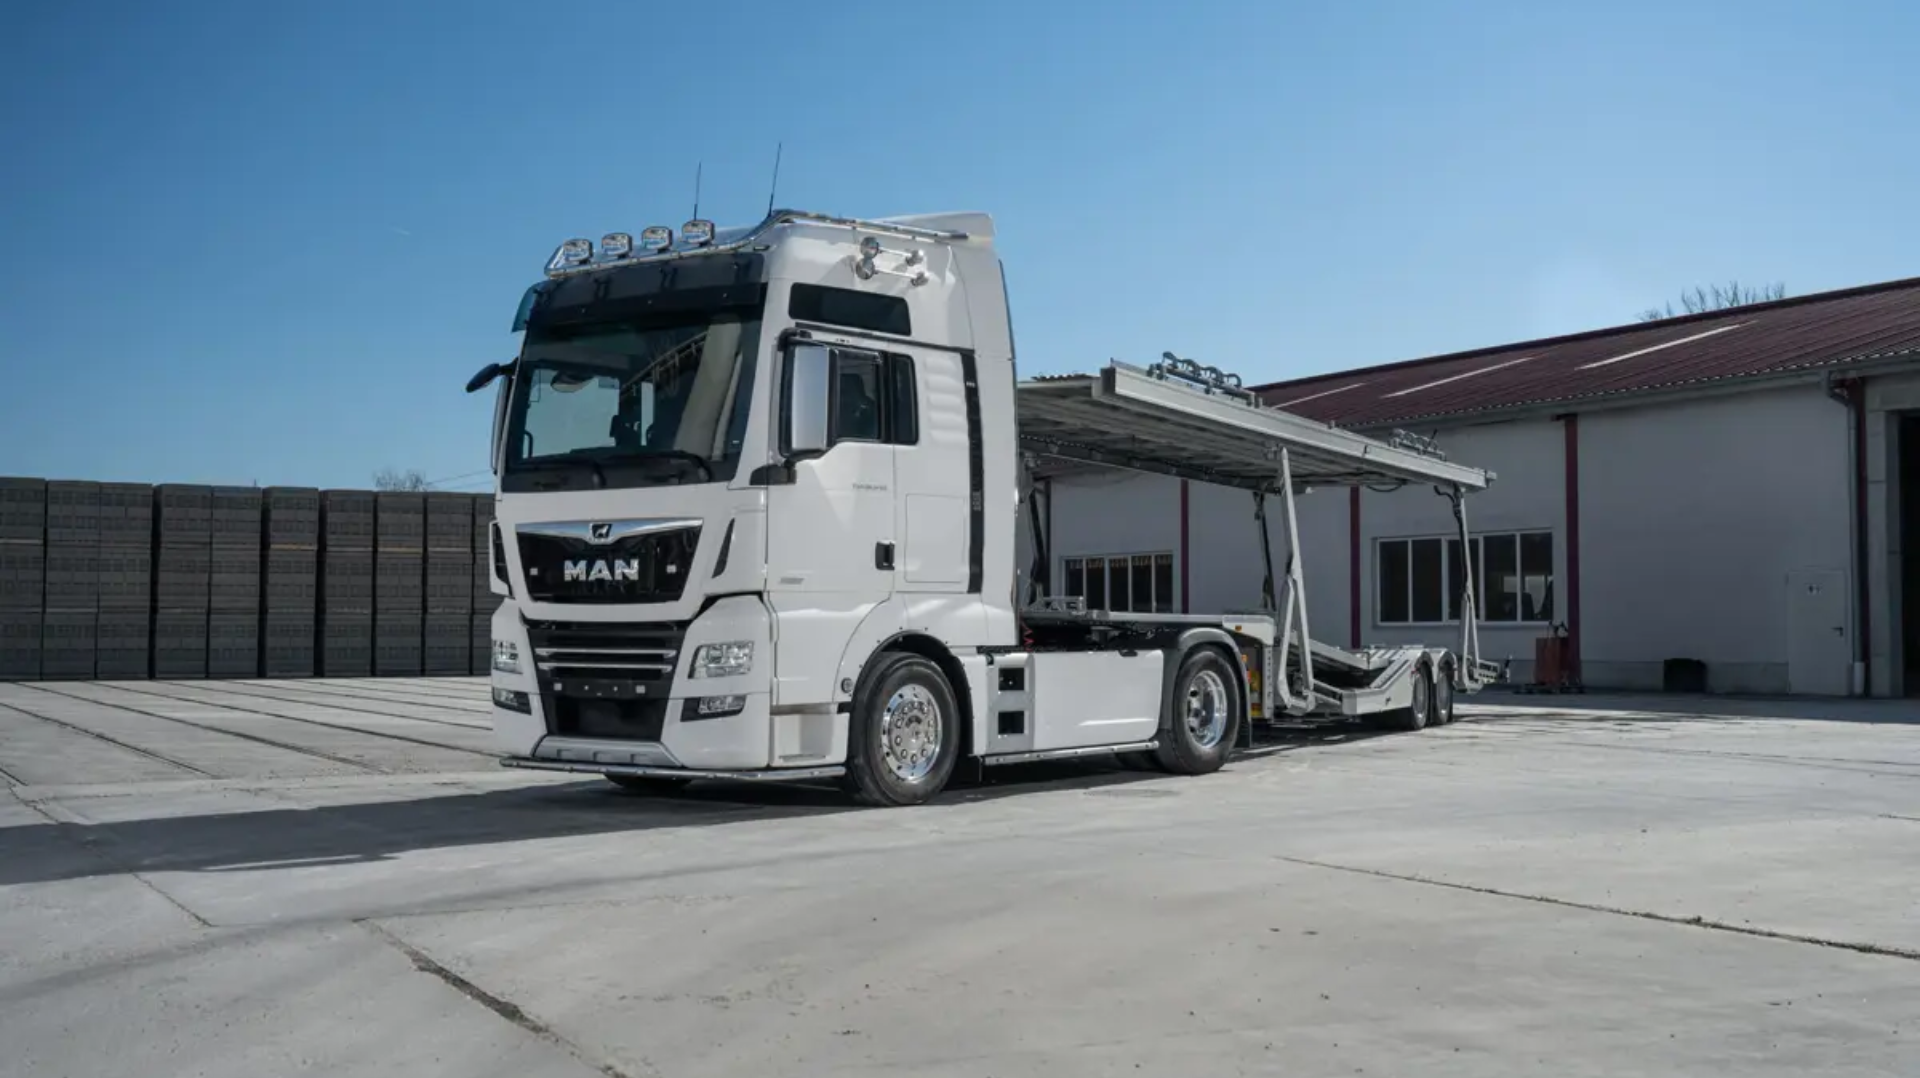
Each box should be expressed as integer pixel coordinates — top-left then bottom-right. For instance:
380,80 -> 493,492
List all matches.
516,523 -> 701,605
525,619 -> 687,742
525,619 -> 685,683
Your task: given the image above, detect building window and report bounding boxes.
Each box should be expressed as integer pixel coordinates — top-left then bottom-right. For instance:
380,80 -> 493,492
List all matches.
1061,553 -> 1175,613
1377,531 -> 1554,625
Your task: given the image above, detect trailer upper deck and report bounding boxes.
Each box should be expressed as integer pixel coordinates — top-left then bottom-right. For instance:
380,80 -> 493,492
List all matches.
1017,358 -> 1494,493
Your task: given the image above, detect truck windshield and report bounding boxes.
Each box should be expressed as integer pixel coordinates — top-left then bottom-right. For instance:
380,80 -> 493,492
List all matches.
503,314 -> 761,491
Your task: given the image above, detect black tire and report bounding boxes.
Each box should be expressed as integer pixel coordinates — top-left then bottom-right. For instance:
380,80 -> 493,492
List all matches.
1153,647 -> 1243,776
1392,662 -> 1435,732
1435,660 -> 1457,725
604,774 -> 692,795
843,652 -> 962,807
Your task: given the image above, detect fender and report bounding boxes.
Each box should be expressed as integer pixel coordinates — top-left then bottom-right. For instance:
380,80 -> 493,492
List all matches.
1156,627 -> 1251,734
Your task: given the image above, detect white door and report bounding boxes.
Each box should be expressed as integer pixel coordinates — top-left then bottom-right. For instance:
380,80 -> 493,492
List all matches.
1787,568 -> 1850,696
764,343 -> 898,706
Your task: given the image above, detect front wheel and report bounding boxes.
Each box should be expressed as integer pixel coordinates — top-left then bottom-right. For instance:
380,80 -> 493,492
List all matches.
843,652 -> 962,807
1153,647 -> 1243,776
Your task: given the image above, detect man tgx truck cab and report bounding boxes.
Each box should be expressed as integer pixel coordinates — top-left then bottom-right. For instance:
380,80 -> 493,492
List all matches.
467,209 -> 1499,807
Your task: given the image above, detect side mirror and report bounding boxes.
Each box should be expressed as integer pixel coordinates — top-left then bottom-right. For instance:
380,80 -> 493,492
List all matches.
490,379 -> 509,472
784,343 -> 832,456
466,361 -> 513,394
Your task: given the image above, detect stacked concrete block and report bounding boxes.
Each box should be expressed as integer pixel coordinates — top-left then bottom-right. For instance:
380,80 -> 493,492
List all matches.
320,490 -> 374,676
206,487 -> 263,678
152,485 -> 212,678
374,492 -> 425,676
40,481 -> 100,678
262,488 -> 320,677
96,483 -> 154,678
471,496 -> 499,674
423,493 -> 474,676
0,478 -> 47,679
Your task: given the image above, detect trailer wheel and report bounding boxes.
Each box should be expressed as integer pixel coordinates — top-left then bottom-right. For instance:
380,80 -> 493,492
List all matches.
604,774 -> 692,795
1393,662 -> 1435,732
843,652 -> 962,807
1153,647 -> 1243,776
1435,660 -> 1457,725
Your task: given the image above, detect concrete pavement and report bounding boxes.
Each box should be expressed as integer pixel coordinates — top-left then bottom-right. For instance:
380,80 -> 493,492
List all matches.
2,680 -> 1915,1076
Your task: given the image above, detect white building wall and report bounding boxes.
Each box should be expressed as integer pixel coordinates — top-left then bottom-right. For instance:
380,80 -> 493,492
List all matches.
1184,479 -> 1348,637
1043,471 -> 1183,609
1578,386 -> 1852,693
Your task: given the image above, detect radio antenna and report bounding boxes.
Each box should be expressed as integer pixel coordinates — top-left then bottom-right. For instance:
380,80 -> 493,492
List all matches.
692,161 -> 703,220
765,142 -> 783,216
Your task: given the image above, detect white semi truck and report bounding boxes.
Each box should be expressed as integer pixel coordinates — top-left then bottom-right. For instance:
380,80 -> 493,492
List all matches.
466,209 -> 1502,806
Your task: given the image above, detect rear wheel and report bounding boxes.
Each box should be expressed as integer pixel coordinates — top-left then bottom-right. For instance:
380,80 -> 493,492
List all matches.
843,652 -> 962,807
1392,662 -> 1435,732
1153,647 -> 1243,775
604,774 -> 692,795
1435,660 -> 1457,724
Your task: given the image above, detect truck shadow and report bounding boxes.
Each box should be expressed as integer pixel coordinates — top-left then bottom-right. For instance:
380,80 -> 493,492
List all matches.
3,725 -> 1394,889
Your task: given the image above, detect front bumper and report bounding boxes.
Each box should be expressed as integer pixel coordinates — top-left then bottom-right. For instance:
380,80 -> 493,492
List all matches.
502,757 -> 845,783
488,597 -> 844,773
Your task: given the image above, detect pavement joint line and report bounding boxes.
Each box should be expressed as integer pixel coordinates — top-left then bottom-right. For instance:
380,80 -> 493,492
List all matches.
47,679 -> 496,761
0,697 -> 218,778
232,678 -> 493,715
8,785 -> 216,929
359,919 -> 648,1078
168,678 -> 492,730
1274,854 -> 1920,963
20,682 -> 385,774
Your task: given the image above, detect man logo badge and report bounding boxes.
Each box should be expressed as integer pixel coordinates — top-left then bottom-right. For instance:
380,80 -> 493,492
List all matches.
589,522 -> 613,543
564,559 -> 640,583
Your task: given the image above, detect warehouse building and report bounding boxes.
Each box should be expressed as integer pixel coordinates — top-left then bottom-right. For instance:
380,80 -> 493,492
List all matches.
1031,276 -> 1920,698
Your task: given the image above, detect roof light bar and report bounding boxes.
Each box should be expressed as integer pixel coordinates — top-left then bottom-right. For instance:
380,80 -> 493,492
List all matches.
546,238 -> 593,274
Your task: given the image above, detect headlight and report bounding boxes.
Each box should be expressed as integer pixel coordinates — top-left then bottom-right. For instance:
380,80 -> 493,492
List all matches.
492,639 -> 521,675
689,640 -> 753,678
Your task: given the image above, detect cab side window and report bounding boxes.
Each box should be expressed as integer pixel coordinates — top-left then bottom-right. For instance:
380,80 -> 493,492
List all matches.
827,349 -> 917,447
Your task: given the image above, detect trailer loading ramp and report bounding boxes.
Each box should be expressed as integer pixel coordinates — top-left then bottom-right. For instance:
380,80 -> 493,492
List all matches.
1016,360 -> 1494,493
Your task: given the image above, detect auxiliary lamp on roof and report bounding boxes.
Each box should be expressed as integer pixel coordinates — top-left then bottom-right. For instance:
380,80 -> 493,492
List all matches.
600,232 -> 633,260
639,226 -> 674,252
682,219 -> 715,246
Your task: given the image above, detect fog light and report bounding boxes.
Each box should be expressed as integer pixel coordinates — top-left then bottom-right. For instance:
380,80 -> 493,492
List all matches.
683,694 -> 746,721
493,687 -> 531,713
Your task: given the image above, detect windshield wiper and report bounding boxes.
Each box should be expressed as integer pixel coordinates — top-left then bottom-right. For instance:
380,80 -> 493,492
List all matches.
514,447 -> 713,483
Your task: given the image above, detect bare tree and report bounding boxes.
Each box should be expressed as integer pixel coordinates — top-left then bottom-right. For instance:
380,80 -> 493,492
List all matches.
1639,280 -> 1786,322
373,467 -> 432,491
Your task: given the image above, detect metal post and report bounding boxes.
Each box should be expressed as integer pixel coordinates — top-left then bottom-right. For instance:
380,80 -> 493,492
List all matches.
1279,449 -> 1316,707
1446,485 -> 1483,686
1253,491 -> 1277,613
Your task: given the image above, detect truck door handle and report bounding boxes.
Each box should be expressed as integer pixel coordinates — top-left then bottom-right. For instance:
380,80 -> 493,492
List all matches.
875,541 -> 895,570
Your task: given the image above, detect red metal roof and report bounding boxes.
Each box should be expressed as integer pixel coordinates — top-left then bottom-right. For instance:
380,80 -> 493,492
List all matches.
1254,275 -> 1920,428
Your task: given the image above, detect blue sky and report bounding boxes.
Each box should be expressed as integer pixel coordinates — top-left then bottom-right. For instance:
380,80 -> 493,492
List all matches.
3,0 -> 1916,489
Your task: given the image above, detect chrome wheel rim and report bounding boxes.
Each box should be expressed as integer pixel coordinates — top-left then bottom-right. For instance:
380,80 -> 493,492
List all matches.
881,684 -> 942,782
1186,669 -> 1230,749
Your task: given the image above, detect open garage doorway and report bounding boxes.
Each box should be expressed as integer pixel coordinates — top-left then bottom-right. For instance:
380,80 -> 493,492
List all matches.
1903,415 -> 1920,696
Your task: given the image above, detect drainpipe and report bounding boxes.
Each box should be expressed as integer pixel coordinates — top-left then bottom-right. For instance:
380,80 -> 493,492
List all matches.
1825,374 -> 1871,696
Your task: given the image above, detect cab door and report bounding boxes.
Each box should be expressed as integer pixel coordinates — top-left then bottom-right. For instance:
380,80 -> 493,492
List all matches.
764,339 -> 901,705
